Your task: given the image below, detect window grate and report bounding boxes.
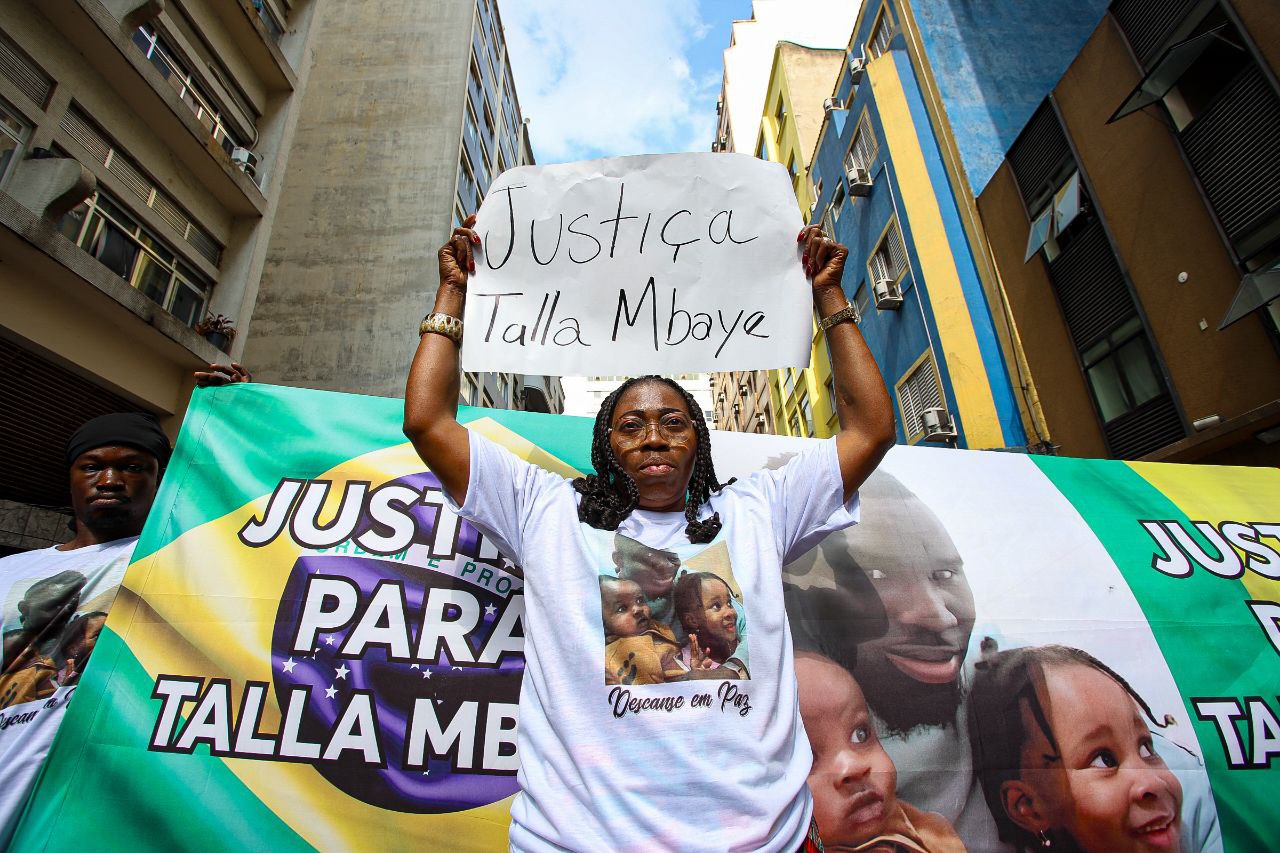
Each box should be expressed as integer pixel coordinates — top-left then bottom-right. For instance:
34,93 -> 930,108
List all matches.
1008,101 -> 1072,212
897,355 -> 943,439
1180,64 -> 1280,254
867,7 -> 895,59
59,105 -> 223,267
0,31 -> 53,109
871,219 -> 907,283
846,113 -> 878,174
1110,0 -> 1201,67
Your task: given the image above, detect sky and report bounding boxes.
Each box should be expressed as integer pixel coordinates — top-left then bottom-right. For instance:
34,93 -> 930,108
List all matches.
502,0 -> 756,165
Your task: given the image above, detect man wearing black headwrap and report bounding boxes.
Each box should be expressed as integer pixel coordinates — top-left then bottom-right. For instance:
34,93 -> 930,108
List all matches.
0,364 -> 248,847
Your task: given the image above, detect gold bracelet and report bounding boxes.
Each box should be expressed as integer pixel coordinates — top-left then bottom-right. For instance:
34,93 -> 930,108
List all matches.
419,312 -> 463,345
819,301 -> 857,331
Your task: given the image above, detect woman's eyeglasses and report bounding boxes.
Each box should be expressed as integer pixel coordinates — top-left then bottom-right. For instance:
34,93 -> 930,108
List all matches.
609,414 -> 693,445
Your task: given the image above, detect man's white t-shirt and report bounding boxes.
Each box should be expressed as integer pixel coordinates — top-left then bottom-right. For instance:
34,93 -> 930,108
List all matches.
0,537 -> 136,848
448,431 -> 858,852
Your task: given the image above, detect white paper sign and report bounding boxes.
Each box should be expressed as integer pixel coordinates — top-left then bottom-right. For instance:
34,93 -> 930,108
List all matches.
461,153 -> 812,375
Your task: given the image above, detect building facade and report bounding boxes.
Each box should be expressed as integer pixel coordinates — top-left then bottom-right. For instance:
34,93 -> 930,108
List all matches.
710,0 -> 859,435
977,0 -> 1280,463
803,0 -> 1125,450
0,0 -> 316,552
728,42 -> 844,441
241,0 -> 557,413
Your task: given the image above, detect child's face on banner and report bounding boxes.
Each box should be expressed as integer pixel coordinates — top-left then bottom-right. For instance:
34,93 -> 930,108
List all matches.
693,577 -> 737,650
1013,663 -> 1182,853
797,654 -> 897,847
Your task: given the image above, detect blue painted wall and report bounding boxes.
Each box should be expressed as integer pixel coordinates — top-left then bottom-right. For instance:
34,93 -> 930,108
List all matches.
907,0 -> 1110,194
812,64 -> 960,446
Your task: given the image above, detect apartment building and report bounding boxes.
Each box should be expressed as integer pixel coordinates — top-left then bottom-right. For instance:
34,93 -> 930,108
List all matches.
978,0 -> 1280,463
0,0 -> 316,552
242,0 -> 559,413
709,0 -> 859,435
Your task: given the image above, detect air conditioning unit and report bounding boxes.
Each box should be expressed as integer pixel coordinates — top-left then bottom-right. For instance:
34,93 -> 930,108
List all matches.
719,135 -> 728,147
872,276 -> 903,309
230,146 -> 259,177
921,407 -> 958,442
823,97 -> 846,113
846,165 -> 873,196
848,57 -> 866,84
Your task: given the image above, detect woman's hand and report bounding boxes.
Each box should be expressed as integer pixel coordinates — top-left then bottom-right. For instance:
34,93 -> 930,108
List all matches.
439,214 -> 480,294
797,224 -> 848,291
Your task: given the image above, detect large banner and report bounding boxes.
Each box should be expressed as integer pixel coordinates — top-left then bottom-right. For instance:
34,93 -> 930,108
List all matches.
8,384 -> 1278,851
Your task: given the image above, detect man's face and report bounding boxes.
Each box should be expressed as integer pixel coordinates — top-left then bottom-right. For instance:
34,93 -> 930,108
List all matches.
68,445 -> 160,540
618,547 -> 680,601
688,576 -> 737,656
829,496 -> 975,735
600,577 -> 652,639
797,654 -> 898,849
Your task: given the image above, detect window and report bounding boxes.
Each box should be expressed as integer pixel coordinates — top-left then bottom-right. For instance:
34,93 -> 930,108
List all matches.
790,414 -> 801,436
867,6 -> 895,59
58,190 -> 211,327
460,372 -> 477,406
787,152 -> 798,184
799,391 -> 814,437
457,151 -> 478,215
252,0 -> 285,43
853,282 -> 871,321
1025,171 -> 1090,262
0,98 -> 30,185
845,112 -> 879,175
757,136 -> 768,161
831,181 -> 847,222
813,177 -> 823,204
1111,9 -> 1252,132
132,26 -> 244,155
59,105 -> 223,266
896,354 -> 944,441
775,96 -> 787,138
783,369 -> 796,398
870,219 -> 908,284
1081,318 -> 1163,423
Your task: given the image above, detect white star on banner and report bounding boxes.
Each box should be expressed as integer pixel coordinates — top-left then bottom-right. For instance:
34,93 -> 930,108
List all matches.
325,636 -> 335,646
335,663 -> 350,680
422,670 -> 432,679
325,685 -> 337,699
484,604 -> 497,617
282,657 -> 296,673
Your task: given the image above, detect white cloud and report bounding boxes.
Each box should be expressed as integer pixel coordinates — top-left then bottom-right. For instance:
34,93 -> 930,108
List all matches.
502,0 -> 721,164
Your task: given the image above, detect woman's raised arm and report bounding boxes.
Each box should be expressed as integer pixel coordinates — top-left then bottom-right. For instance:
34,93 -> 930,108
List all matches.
403,216 -> 480,503
800,225 -> 897,502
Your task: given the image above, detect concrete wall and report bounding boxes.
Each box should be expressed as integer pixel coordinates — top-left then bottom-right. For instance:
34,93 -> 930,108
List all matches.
906,0 -> 1110,194
720,0 -> 861,153
244,0 -> 474,398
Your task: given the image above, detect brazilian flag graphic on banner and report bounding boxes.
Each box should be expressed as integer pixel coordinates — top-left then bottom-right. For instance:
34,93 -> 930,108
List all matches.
8,384 -> 1279,851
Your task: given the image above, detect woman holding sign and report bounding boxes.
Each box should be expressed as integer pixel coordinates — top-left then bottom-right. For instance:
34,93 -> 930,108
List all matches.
404,214 -> 894,852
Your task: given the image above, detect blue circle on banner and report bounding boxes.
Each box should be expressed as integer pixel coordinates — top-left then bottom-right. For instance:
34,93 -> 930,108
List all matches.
270,471 -> 524,814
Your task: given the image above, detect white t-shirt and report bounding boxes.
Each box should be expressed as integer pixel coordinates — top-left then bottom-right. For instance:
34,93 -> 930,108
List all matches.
0,537 -> 136,848
449,431 -> 858,853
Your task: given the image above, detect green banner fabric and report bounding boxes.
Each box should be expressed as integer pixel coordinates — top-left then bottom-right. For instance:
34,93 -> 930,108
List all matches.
5,384 -> 1277,851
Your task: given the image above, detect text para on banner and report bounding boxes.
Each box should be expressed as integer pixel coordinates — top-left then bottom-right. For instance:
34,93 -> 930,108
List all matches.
461,153 -> 813,376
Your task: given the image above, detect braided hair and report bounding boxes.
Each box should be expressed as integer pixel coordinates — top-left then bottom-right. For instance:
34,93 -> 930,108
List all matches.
573,375 -> 733,543
968,644 -> 1172,851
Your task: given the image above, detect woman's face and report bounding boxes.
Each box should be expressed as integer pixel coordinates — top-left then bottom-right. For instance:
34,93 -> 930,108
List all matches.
1012,663 -> 1182,853
608,381 -> 697,512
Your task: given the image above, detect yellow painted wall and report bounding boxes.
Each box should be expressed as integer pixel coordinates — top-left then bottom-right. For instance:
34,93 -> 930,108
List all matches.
758,45 -> 839,438
867,54 -> 1005,448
